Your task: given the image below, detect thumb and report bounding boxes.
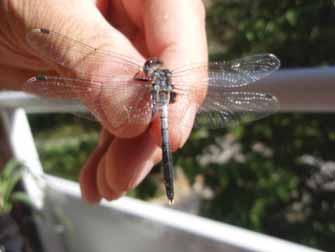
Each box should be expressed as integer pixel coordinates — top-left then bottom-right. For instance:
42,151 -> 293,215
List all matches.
2,0 -> 115,73
21,1 -> 150,138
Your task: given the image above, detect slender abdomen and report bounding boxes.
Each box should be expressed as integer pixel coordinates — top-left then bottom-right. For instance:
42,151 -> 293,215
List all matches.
159,105 -> 174,203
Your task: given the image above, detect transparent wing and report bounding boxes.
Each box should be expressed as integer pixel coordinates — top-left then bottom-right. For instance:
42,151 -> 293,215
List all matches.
24,75 -> 279,130
193,91 -> 279,128
172,54 -> 280,88
168,86 -> 278,130
26,28 -> 143,79
24,75 -> 153,129
168,54 -> 280,129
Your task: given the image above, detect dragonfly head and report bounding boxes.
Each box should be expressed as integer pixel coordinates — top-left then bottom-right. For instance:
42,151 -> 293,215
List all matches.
143,58 -> 162,76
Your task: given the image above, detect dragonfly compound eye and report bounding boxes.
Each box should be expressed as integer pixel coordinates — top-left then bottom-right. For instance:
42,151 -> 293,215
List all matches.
143,58 -> 162,75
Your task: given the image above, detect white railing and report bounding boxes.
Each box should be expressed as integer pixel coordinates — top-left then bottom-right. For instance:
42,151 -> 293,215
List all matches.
1,67 -> 335,113
1,67 -> 332,252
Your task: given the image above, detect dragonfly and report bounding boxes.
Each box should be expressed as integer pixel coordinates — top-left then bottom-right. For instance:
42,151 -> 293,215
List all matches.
24,28 -> 280,204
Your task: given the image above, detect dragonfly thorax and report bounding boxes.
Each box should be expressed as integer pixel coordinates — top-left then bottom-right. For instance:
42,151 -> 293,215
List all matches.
143,58 -> 172,88
152,69 -> 172,90
151,68 -> 174,106
142,58 -> 175,106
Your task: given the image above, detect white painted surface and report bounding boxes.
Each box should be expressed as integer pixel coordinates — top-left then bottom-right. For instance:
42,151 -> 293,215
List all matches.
0,108 -> 45,209
0,109 -> 68,252
45,175 -> 324,252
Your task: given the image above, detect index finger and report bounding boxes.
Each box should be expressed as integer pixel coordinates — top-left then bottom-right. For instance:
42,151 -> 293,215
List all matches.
143,0 -> 208,150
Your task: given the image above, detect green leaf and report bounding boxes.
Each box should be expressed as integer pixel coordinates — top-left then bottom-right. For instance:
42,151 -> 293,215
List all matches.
285,9 -> 298,26
11,192 -> 33,207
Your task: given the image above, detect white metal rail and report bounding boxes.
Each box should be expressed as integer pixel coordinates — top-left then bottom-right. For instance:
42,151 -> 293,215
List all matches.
0,67 -> 335,113
1,67 -> 332,252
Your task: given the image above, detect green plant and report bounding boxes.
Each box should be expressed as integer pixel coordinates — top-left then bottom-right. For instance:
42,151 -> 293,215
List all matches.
0,160 -> 32,215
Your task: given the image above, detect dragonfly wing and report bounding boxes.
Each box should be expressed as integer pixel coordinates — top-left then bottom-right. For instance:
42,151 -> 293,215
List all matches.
194,90 -> 279,129
26,28 -> 143,79
24,75 -> 153,129
172,54 -> 280,88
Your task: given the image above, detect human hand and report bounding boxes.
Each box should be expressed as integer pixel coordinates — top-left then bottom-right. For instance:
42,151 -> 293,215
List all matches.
0,0 -> 208,202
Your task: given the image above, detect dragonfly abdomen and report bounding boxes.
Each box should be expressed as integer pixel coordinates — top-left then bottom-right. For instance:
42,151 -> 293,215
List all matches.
159,105 -> 174,204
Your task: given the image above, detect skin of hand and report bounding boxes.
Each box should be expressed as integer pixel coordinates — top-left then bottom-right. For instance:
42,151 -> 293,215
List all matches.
0,0 -> 208,203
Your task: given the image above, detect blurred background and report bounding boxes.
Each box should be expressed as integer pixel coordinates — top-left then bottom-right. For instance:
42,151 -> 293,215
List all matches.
27,1 -> 335,251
